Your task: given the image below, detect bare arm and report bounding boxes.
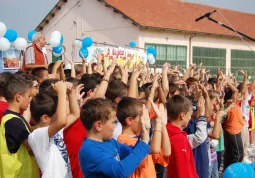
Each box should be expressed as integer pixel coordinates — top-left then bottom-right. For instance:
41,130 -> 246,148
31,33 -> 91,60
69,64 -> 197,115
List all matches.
64,83 -> 80,129
48,81 -> 67,138
162,63 -> 170,97
94,60 -> 116,98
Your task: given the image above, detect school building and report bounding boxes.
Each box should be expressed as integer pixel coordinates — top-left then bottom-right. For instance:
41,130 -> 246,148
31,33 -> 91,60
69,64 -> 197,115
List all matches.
35,0 -> 255,80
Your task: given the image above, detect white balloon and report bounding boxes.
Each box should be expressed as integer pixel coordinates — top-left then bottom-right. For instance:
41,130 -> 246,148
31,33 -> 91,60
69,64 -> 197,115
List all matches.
53,52 -> 62,57
14,38 -> 28,50
51,31 -> 61,40
148,53 -> 155,64
0,22 -> 7,37
141,53 -> 148,64
0,37 -> 10,51
64,61 -> 72,70
73,40 -> 82,48
49,37 -> 60,47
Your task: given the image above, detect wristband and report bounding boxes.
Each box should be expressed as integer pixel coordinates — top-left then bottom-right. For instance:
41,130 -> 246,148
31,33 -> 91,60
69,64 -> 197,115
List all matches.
153,129 -> 162,134
197,116 -> 207,122
102,78 -> 109,83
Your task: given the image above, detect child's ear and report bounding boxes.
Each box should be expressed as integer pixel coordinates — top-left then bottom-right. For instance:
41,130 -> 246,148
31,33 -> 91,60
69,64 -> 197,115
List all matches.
41,114 -> 49,124
87,90 -> 93,97
114,97 -> 121,104
180,112 -> 185,120
38,78 -> 43,84
15,93 -> 23,102
125,117 -> 133,126
94,121 -> 103,131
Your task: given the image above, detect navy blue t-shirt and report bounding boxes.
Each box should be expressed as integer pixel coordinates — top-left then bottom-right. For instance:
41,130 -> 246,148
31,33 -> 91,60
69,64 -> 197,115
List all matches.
184,120 -> 209,178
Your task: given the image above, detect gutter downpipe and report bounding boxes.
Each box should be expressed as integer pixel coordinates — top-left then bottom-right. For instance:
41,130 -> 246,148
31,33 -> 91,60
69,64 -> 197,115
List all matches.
189,33 -> 197,66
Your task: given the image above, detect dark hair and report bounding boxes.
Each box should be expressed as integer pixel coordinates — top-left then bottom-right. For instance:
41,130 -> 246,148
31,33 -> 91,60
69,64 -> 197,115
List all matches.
166,95 -> 192,121
80,74 -> 100,98
0,72 -> 13,97
39,78 -> 59,94
80,98 -> 116,130
91,73 -> 103,83
48,62 -> 55,74
31,67 -> 48,78
30,93 -> 57,123
15,70 -> 29,75
186,77 -> 197,87
66,77 -> 80,87
169,82 -> 180,95
237,83 -> 244,93
74,64 -> 82,75
20,73 -> 38,82
105,80 -> 127,102
224,88 -> 233,104
208,77 -> 217,85
4,74 -> 33,102
116,97 -> 142,127
64,69 -> 71,78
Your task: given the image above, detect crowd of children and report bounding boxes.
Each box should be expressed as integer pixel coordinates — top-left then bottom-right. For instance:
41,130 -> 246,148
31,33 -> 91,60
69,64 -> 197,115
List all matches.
0,51 -> 254,178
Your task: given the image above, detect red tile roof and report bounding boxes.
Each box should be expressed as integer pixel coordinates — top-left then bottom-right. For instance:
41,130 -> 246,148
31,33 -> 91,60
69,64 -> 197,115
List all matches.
104,0 -> 255,38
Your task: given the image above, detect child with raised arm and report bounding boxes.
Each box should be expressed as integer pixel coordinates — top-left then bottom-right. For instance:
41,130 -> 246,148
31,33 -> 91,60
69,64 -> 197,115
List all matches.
28,81 -> 80,177
79,98 -> 151,178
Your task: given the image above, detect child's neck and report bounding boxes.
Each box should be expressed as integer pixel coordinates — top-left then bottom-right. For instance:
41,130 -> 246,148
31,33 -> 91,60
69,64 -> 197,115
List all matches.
87,130 -> 104,142
170,120 -> 184,129
122,127 -> 136,137
7,103 -> 21,113
0,97 -> 7,102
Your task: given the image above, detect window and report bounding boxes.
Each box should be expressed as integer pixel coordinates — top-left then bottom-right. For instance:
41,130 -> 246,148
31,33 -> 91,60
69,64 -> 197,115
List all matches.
193,47 -> 226,76
145,43 -> 187,67
231,49 -> 255,81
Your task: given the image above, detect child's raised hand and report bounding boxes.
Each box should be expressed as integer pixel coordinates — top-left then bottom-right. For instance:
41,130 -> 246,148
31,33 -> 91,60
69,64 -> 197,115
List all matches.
52,81 -> 67,94
66,82 -> 74,94
151,73 -> 161,89
140,105 -> 150,144
76,84 -> 85,101
197,96 -> 205,117
141,104 -> 151,130
159,104 -> 167,125
215,110 -> 226,121
106,58 -> 117,76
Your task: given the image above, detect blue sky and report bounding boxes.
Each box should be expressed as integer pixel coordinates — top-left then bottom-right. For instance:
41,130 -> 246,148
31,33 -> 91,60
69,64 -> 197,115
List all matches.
0,0 -> 255,38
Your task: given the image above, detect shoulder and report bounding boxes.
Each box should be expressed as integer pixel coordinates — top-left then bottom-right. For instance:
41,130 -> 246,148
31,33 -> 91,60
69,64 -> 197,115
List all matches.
5,117 -> 27,130
29,127 -> 49,141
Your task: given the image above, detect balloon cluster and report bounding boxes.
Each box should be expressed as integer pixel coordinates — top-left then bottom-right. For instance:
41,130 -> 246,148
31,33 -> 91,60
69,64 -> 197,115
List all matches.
0,22 -> 28,51
73,37 -> 93,59
147,46 -> 156,65
48,31 -> 64,57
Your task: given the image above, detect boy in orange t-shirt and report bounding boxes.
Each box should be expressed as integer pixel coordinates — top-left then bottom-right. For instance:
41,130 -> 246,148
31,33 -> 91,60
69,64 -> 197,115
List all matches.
117,97 -> 170,178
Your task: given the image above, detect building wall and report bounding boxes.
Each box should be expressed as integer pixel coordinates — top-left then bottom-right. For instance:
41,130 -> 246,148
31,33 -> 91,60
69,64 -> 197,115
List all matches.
41,0 -> 255,75
139,29 -> 255,74
42,0 -> 139,62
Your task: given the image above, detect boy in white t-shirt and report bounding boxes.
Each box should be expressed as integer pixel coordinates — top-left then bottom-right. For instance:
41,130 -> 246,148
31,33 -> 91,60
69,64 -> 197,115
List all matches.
28,81 -> 80,178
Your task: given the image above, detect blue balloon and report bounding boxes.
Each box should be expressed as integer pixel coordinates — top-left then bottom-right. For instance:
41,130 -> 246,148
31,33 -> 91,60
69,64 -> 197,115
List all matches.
82,37 -> 93,48
53,45 -> 63,54
60,34 -> 64,44
147,46 -> 155,54
129,41 -> 136,47
152,49 -> 157,56
79,48 -> 89,58
4,29 -> 18,42
223,163 -> 253,178
28,30 -> 36,41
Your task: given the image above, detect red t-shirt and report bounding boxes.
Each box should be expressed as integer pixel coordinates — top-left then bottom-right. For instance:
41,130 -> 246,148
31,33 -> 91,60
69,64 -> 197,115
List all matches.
0,101 -> 8,124
64,119 -> 87,178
